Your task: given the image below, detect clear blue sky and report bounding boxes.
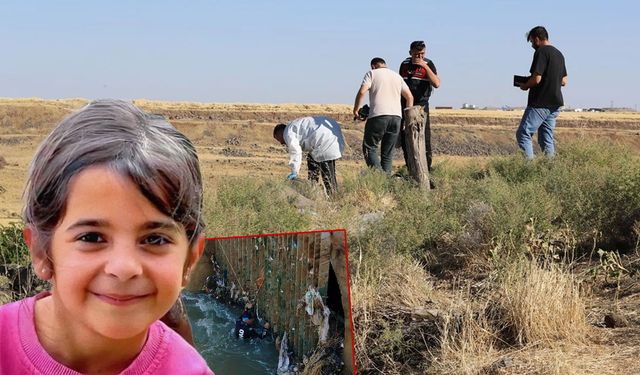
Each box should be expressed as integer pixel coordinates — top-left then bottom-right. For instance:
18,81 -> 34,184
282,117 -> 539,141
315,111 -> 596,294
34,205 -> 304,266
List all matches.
1,0 -> 638,109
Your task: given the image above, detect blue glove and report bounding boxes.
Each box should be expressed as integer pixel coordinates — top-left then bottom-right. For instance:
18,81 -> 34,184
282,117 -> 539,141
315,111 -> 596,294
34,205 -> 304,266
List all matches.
287,172 -> 297,180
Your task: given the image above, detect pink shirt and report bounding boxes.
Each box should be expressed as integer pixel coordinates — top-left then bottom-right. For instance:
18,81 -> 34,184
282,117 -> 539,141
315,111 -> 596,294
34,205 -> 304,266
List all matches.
0,292 -> 214,374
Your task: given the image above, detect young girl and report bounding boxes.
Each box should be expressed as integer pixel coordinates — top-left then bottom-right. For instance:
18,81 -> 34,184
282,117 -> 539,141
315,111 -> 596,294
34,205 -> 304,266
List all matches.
0,100 -> 214,374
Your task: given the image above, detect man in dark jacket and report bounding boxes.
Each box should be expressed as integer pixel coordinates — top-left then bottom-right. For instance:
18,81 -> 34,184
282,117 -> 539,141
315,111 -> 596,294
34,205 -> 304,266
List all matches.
399,40 -> 441,173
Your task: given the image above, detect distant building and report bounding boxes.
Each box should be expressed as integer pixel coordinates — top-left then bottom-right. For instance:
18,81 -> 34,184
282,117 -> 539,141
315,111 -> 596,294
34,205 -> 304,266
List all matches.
435,106 -> 453,110
461,103 -> 477,110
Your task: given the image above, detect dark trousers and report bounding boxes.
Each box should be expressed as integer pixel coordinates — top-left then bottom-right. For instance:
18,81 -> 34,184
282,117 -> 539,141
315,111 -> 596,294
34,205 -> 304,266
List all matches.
362,115 -> 401,173
400,104 -> 432,171
307,155 -> 338,195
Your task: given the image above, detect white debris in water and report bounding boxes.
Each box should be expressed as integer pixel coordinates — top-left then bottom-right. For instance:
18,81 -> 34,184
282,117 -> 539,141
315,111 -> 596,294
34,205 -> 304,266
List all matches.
230,282 -> 240,300
277,332 -> 290,374
303,286 -> 332,343
304,286 -> 321,316
319,306 -> 330,343
311,308 -> 323,325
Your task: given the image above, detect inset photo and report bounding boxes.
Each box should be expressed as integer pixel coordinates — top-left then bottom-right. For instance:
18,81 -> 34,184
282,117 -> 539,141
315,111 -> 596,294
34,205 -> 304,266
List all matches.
183,229 -> 355,375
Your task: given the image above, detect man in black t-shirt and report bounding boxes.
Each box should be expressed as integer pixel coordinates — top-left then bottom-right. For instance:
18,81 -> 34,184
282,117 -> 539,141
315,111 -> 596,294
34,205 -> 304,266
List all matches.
517,26 -> 567,159
399,40 -> 440,175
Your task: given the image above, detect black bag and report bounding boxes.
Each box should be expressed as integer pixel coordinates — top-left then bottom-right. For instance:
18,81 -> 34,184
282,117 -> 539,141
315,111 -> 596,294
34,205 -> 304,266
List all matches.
355,104 -> 370,121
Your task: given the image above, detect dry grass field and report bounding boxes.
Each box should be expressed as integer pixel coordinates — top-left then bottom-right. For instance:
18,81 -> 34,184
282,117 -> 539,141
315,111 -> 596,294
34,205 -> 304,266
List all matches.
2,98 -> 639,226
2,98 -> 640,374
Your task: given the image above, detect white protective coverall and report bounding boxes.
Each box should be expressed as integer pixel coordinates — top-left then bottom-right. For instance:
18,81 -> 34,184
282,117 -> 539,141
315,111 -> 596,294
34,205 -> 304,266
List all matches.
283,116 -> 345,175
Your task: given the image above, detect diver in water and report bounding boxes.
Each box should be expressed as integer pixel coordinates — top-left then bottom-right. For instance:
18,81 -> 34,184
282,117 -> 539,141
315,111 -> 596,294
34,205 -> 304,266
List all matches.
204,275 -> 217,294
234,302 -> 273,340
254,321 -> 272,341
234,302 -> 256,339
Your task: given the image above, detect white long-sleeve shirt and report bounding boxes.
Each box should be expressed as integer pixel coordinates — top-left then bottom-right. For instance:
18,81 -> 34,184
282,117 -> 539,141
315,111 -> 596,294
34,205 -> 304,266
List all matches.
283,116 -> 345,174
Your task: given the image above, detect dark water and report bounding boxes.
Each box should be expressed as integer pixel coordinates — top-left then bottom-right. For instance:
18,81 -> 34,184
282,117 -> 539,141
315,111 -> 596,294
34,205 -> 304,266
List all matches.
182,291 -> 279,375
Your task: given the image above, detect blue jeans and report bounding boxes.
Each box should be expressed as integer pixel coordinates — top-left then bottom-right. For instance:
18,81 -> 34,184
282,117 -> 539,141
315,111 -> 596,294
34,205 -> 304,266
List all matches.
516,107 -> 560,159
362,115 -> 401,173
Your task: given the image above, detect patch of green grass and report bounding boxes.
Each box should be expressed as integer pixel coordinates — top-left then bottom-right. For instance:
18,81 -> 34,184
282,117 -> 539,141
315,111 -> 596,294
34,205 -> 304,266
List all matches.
204,177 -> 311,237
346,141 -> 639,274
0,223 -> 29,265
206,140 -> 640,264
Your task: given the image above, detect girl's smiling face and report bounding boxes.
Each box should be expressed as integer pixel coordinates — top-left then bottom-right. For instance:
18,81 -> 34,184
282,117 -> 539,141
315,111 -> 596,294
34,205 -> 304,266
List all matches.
41,165 -> 201,340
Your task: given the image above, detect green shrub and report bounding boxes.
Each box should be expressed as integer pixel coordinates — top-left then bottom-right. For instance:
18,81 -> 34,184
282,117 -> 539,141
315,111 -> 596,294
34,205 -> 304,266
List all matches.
0,223 -> 29,265
340,168 -> 394,197
352,141 -> 639,270
204,140 -> 640,267
204,177 -> 311,236
478,142 -> 640,252
542,142 -> 640,248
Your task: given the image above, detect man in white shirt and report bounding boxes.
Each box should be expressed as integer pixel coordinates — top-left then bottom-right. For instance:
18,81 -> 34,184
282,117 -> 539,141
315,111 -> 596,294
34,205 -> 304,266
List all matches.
273,116 -> 345,195
353,57 -> 414,173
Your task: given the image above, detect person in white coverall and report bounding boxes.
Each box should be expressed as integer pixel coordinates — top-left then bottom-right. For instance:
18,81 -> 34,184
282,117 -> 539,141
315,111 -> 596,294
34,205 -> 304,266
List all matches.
273,116 -> 345,195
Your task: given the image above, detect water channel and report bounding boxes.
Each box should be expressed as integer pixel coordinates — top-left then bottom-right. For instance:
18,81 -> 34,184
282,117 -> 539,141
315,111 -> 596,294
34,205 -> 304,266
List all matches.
182,291 -> 280,374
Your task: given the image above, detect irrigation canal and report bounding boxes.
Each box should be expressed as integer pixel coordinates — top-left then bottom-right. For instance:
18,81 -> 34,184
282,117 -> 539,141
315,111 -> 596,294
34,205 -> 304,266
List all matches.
182,291 -> 279,374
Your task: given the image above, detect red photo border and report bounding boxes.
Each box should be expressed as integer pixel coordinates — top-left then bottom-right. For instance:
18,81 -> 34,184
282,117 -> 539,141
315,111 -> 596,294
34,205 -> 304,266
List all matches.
206,228 -> 356,374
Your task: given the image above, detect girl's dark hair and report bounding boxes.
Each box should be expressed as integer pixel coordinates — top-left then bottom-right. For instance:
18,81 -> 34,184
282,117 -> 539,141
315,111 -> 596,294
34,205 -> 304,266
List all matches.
23,99 -> 205,257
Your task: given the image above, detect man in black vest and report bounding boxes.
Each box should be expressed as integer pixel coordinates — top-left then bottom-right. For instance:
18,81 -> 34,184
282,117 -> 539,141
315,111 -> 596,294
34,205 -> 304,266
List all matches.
399,40 -> 441,177
517,26 -> 567,159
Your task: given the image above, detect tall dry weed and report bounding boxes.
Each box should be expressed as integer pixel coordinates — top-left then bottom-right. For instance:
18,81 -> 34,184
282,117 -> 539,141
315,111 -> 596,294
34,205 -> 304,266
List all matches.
430,298 -> 501,375
299,336 -> 344,375
351,251 -> 442,373
493,259 -> 587,346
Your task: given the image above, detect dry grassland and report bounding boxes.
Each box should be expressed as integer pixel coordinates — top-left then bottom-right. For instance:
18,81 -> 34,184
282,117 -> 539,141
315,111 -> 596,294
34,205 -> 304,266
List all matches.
2,99 -> 640,374
2,98 -> 639,227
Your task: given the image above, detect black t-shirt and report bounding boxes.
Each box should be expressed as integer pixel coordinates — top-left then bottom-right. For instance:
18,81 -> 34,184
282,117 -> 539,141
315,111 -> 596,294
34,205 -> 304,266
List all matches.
235,319 -> 253,339
528,45 -> 567,108
399,58 -> 437,106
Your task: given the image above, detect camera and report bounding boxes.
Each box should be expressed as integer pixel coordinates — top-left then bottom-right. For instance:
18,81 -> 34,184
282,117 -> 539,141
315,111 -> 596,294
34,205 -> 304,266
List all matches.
355,104 -> 370,121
